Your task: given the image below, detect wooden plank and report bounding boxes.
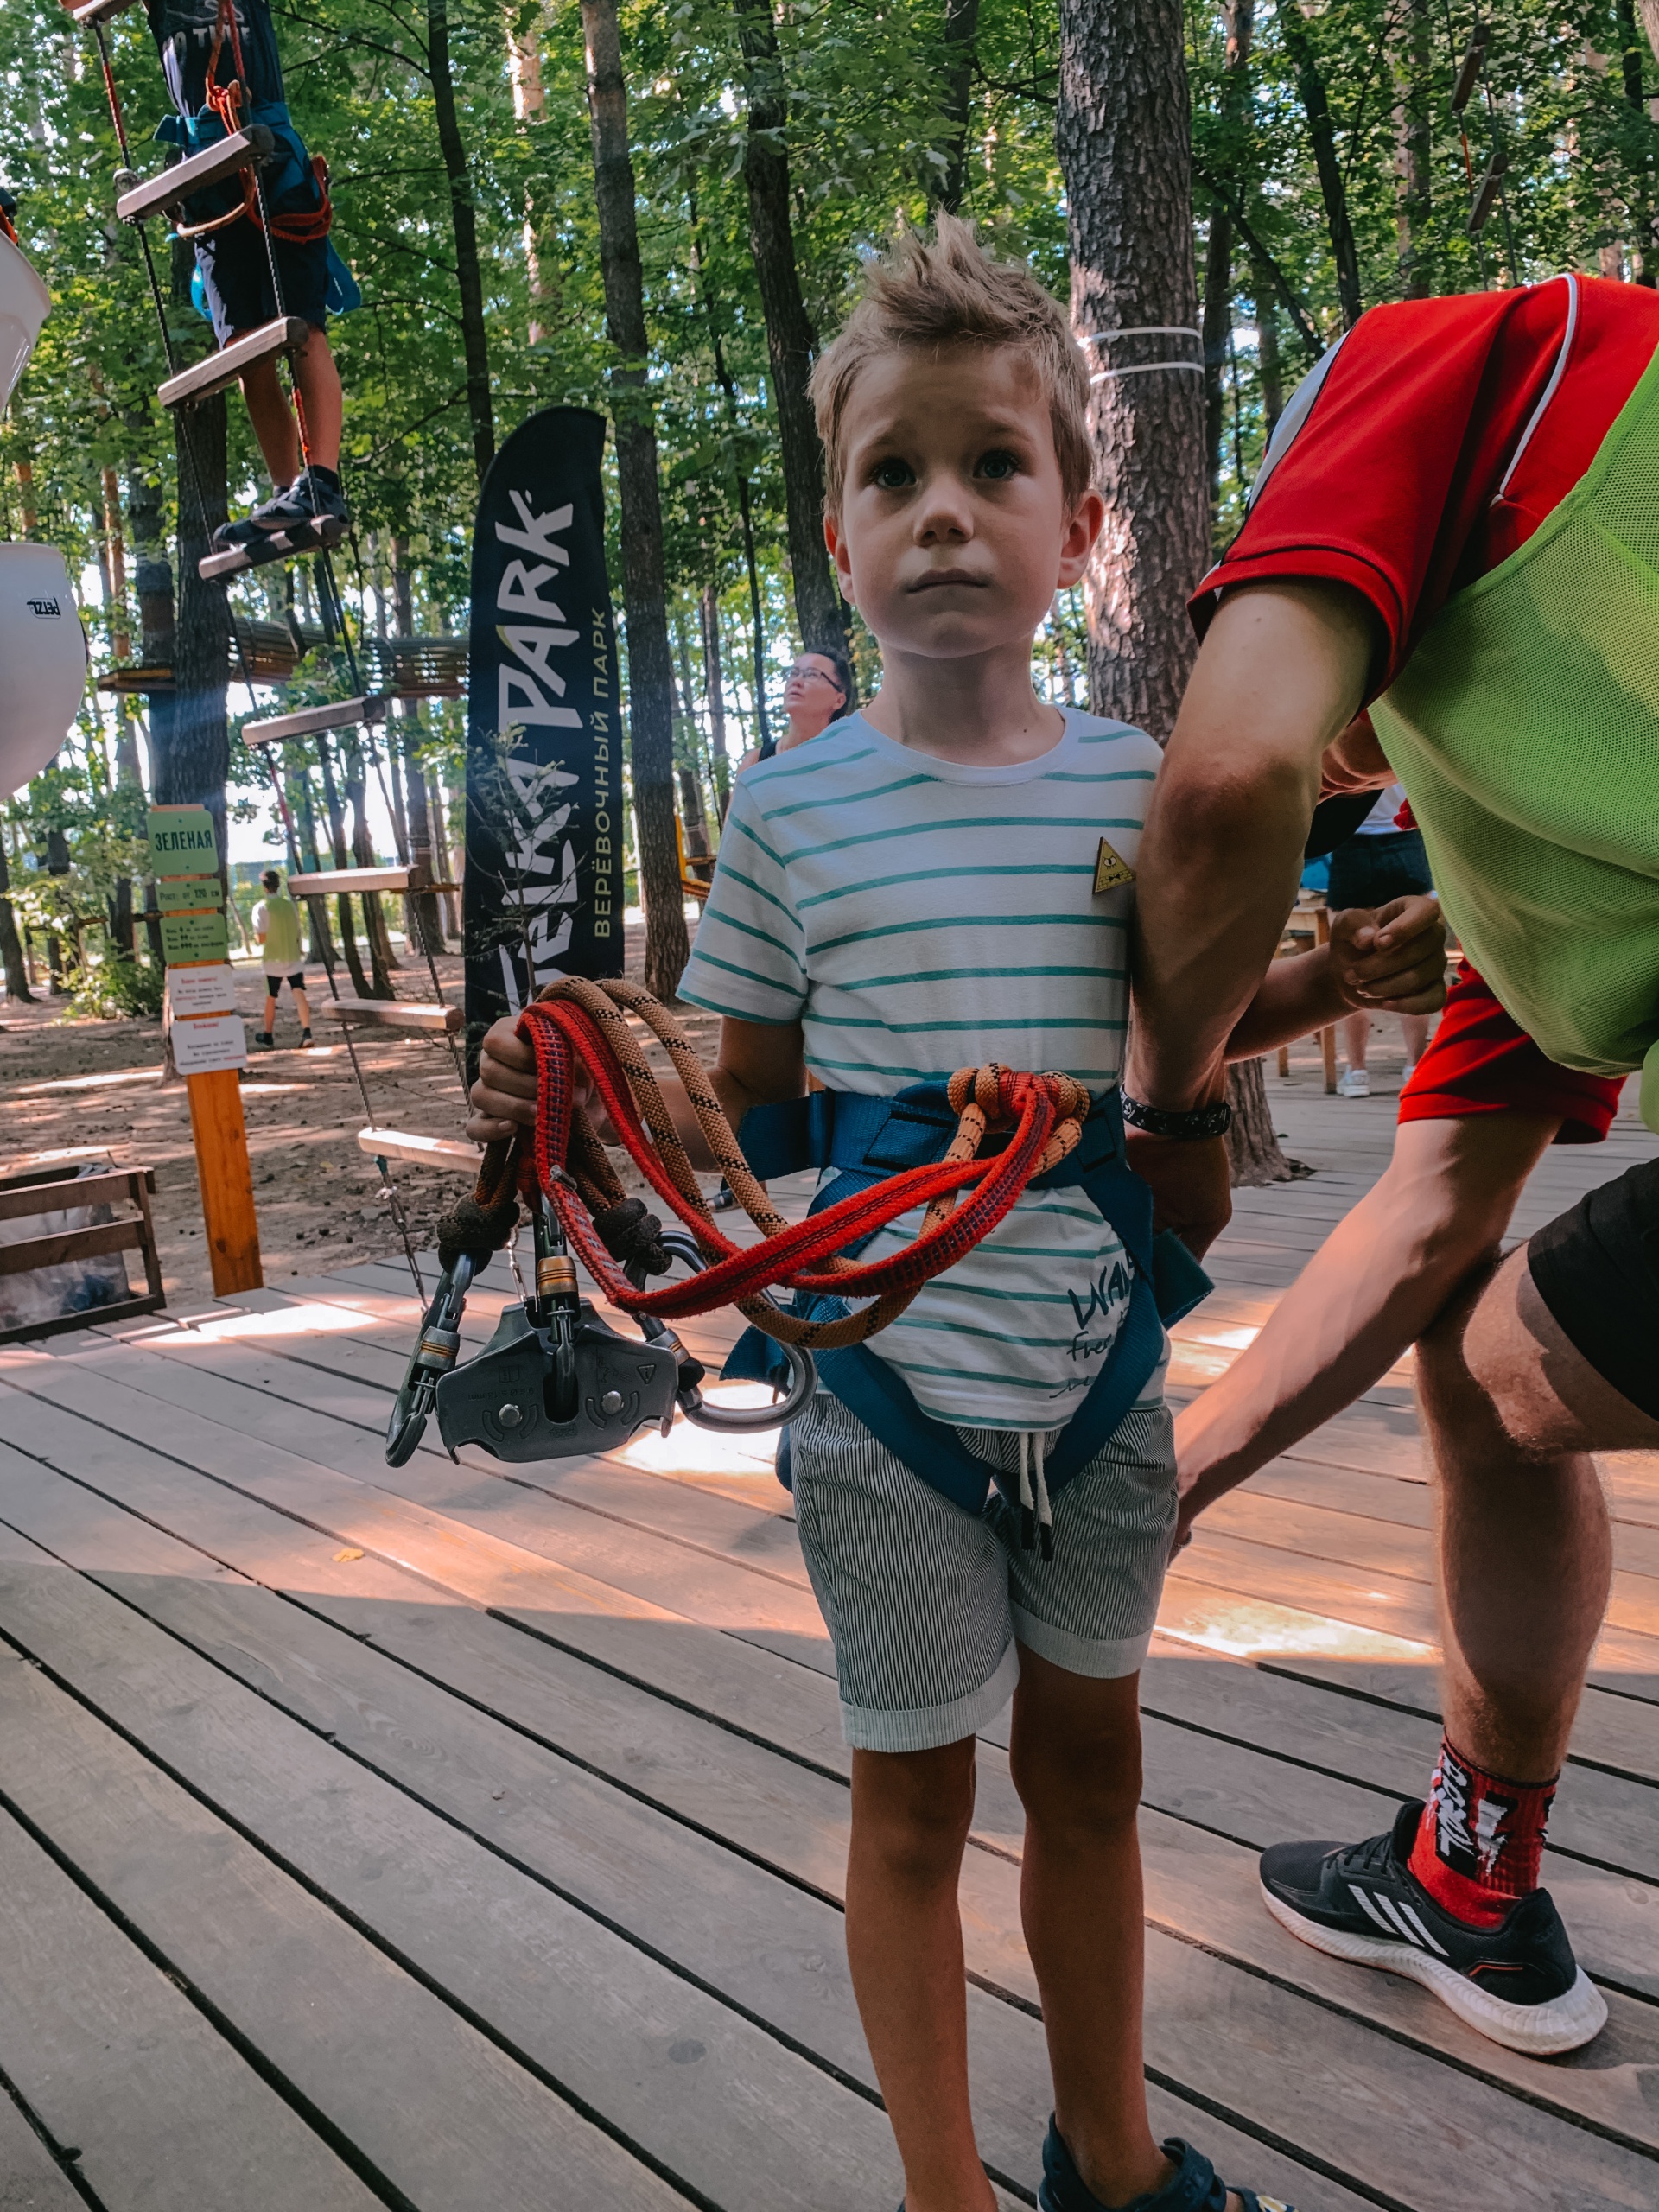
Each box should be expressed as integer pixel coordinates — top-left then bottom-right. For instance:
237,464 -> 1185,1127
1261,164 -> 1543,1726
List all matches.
0,1517 -> 907,2212
159,318 -> 307,410
0,1169 -> 152,1225
0,2087 -> 85,2212
357,1126 -> 480,1171
0,1793 -> 378,2211
284,866 -> 409,898
239,698 -> 385,749
69,0 -> 135,23
116,126 -> 275,224
3,1439 -> 1652,2198
0,1217 -> 144,1276
321,996 -> 461,1033
199,514 -> 343,582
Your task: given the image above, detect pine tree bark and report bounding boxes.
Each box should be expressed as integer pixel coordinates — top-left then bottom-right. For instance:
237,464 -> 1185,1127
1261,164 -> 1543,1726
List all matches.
162,400 -> 231,877
1058,0 -> 1211,739
315,741 -> 372,999
701,582 -> 732,817
392,542 -> 446,953
582,0 -> 689,999
1253,253 -> 1286,437
428,0 -> 495,480
1201,0 -> 1255,509
1394,0 -> 1433,297
0,837 -> 33,1003
931,0 -> 981,215
345,739 -> 396,994
1280,3 -> 1363,330
736,3 -> 847,661
1224,1057 -> 1296,1185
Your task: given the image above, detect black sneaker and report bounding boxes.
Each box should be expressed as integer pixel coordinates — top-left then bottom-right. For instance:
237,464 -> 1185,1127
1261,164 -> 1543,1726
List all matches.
299,1027 -> 315,1048
1259,1799 -> 1606,2055
214,467 -> 350,550
253,1031 -> 275,1050
1040,2122 -> 1292,2211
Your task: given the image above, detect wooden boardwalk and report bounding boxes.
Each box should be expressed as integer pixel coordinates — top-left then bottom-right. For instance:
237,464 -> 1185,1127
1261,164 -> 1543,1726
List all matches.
0,1083 -> 1655,2211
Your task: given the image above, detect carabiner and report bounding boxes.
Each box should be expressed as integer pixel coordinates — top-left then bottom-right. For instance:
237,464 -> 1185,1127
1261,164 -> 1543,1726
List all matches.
385,1253 -> 475,1465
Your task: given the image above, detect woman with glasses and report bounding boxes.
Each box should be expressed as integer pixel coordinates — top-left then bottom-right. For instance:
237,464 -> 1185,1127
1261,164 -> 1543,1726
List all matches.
737,648 -> 853,770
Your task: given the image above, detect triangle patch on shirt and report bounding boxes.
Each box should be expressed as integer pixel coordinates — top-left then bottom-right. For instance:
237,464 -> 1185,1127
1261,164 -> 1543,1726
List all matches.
1093,837 -> 1135,895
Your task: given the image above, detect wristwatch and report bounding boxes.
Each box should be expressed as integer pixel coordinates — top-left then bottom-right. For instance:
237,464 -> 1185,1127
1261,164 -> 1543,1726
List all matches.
1122,1093 -> 1233,1140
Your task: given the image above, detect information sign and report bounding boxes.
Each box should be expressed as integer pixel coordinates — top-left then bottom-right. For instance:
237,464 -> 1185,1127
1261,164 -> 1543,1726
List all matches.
158,874 -> 224,914
170,1012 -> 247,1076
147,806 -> 218,872
168,964 -> 239,1018
161,910 -> 230,965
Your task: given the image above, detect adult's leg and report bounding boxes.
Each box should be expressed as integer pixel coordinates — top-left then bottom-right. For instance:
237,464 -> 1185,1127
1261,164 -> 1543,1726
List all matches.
845,1739 -> 992,2212
1009,1654 -> 1184,2210
238,353 -> 302,486
1422,1243 -> 1656,1779
1400,1010 -> 1431,1067
1176,1112 -> 1559,1539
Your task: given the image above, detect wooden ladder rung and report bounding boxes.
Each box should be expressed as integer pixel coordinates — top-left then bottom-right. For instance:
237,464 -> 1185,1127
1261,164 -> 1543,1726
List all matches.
159,317 -> 308,410
241,695 -> 385,747
71,0 -> 137,24
357,1127 -> 479,1171
117,128 -> 274,226
291,865 -> 421,899
199,512 -> 344,582
322,997 -> 461,1035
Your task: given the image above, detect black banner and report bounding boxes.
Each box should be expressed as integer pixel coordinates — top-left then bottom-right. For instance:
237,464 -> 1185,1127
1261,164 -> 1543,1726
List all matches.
465,406 -> 624,1052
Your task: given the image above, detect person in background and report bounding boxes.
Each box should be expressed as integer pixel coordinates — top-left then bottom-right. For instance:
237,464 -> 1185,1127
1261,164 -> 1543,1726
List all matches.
736,647 -> 853,769
251,868 -> 312,1049
1325,775 -> 1436,1096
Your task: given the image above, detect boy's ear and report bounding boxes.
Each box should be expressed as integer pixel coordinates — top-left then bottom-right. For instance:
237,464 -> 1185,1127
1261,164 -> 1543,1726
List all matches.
824,512 -> 857,608
1057,489 -> 1105,590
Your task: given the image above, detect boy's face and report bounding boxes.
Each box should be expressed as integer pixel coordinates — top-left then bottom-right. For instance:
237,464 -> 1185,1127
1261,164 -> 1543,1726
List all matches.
825,345 -> 1101,665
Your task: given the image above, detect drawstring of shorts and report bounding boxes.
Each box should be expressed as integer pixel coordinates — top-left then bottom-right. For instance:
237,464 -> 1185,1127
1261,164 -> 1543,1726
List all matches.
1017,1429 -> 1056,1560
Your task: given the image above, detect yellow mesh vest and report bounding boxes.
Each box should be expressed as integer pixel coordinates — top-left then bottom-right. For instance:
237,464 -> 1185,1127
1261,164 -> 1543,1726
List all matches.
1370,340 -> 1659,1131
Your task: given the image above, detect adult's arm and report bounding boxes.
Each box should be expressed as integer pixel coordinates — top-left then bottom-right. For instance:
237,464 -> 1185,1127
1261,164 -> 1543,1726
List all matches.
1129,582 -> 1377,1110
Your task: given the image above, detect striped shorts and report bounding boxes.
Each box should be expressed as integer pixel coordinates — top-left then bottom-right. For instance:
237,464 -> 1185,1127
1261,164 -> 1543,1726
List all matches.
789,1389 -> 1177,1754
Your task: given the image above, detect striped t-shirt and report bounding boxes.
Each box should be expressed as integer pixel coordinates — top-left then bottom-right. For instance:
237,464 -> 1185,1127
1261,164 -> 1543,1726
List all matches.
679,708 -> 1163,1429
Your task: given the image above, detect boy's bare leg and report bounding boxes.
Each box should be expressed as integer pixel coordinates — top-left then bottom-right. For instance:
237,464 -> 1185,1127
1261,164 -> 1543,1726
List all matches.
846,1738 -> 992,2212
262,987 -> 278,1034
236,326 -> 342,486
293,984 -> 312,1028
1401,1010 -> 1430,1066
1342,1009 -> 1370,1073
1175,1114 -> 1558,1539
1009,1654 -> 1184,2209
1419,1248 -> 1653,1782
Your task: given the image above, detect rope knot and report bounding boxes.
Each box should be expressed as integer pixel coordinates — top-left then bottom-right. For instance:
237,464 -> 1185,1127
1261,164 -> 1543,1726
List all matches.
591,1197 -> 672,1278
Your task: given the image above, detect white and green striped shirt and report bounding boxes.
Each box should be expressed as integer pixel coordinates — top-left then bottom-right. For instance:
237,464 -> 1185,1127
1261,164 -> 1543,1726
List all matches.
680,709 -> 1162,1428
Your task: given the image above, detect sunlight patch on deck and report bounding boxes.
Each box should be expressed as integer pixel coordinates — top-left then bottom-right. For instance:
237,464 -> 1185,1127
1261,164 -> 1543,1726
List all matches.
1157,1583 -> 1435,1663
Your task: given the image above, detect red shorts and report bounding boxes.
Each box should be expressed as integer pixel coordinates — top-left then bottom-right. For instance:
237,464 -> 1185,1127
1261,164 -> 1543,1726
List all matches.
1398,964 -> 1624,1144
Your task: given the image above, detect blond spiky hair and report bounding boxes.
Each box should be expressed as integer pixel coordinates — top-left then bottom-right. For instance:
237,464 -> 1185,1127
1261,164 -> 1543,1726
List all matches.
810,213 -> 1094,517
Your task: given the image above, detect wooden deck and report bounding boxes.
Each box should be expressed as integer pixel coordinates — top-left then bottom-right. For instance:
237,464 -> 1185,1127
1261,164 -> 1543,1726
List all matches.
0,1083 -> 1655,2211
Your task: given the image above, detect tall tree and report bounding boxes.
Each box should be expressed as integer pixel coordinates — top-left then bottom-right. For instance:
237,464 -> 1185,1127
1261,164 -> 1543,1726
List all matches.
1279,3 -> 1363,330
931,0 -> 981,216
735,2 -> 847,662
1395,0 -> 1433,297
1201,0 -> 1255,509
429,0 -> 495,480
1058,0 -> 1210,739
0,838 -> 34,1004
162,400 -> 231,872
701,582 -> 732,819
582,0 -> 690,997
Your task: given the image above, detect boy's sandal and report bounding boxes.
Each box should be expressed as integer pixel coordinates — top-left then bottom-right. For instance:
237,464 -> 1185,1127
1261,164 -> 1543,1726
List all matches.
1040,2123 -> 1294,2212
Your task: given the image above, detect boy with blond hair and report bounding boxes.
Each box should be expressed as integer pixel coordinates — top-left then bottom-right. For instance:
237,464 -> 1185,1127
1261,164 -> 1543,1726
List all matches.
469,217 -> 1442,2211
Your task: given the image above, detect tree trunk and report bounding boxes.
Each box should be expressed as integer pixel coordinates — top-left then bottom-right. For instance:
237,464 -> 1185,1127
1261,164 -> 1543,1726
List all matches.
315,742 -> 372,998
736,3 -> 847,661
1253,253 -> 1286,440
0,837 -> 33,1003
1058,0 -> 1211,739
1201,0 -> 1255,511
931,0 -> 980,215
582,0 -> 690,999
391,541 -> 446,955
702,582 -> 732,817
428,0 -> 495,480
1224,1057 -> 1296,1185
161,399 -> 232,879
505,10 -> 554,341
1616,0 -> 1656,282
1394,0 -> 1433,298
1280,3 -> 1363,330
345,739 -> 396,995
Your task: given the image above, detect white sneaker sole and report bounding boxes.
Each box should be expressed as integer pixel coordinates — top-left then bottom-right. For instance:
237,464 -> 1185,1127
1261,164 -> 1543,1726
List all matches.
1261,1881 -> 1608,2055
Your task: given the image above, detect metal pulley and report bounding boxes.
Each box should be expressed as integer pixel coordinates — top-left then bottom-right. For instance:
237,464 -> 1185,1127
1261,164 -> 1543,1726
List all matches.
384,1198 -> 816,1468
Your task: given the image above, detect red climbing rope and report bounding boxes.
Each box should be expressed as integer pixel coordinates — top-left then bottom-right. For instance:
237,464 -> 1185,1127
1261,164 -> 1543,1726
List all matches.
481,978 -> 1090,1352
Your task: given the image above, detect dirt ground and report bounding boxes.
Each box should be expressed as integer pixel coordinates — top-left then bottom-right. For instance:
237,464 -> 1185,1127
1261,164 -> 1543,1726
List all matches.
0,919 -> 722,1310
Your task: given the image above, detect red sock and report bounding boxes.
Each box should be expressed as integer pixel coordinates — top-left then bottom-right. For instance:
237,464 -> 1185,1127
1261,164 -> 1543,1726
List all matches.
1406,1736 -> 1557,1929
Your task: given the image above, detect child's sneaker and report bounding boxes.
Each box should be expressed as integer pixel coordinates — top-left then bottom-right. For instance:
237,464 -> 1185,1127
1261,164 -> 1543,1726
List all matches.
1400,1059 -> 1418,1085
1039,2121 -> 1293,2211
214,467 -> 350,550
1336,1066 -> 1370,1098
1259,1800 -> 1606,2055
253,1031 -> 275,1050
299,1027 -> 315,1048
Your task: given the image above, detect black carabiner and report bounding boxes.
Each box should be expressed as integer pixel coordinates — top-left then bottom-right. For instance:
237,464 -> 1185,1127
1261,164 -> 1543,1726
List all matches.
385,1253 -> 475,1465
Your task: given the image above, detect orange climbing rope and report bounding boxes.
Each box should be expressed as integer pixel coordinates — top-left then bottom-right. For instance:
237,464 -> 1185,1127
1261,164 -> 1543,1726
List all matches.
467,976 -> 1090,1355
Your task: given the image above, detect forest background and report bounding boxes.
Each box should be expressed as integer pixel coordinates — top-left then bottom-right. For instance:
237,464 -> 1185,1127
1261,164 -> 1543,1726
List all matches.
1,0 -> 1656,1029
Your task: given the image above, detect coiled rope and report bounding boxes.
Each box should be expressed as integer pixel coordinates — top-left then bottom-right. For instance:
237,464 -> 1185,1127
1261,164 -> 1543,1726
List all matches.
442,976 -> 1091,1354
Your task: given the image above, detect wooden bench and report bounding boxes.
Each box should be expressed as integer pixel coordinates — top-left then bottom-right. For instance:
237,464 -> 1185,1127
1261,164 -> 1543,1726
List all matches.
1276,899 -> 1338,1094
0,1162 -> 164,1344
321,997 -> 462,1036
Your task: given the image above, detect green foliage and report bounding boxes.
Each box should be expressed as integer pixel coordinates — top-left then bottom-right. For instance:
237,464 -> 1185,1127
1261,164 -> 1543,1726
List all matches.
68,947 -> 168,1020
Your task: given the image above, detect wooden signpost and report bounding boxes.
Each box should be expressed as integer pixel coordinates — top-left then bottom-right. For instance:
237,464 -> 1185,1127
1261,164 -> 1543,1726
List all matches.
148,805 -> 263,1294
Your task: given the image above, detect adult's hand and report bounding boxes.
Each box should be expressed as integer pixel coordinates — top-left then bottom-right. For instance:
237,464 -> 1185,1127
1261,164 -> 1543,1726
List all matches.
1329,893 -> 1446,1014
465,1016 -> 537,1142
1124,1129 -> 1232,1260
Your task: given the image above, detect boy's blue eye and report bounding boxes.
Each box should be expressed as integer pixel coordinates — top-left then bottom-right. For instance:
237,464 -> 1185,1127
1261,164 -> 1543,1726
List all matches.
873,457 -> 915,490
977,449 -> 1020,480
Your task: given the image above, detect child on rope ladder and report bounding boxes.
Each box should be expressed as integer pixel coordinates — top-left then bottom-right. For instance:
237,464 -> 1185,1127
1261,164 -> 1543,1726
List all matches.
469,219 -> 1446,2212
138,0 -> 358,549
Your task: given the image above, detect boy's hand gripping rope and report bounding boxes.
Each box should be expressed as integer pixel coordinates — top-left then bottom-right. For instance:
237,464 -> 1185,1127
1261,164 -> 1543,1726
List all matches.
390,977 -> 1090,1466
